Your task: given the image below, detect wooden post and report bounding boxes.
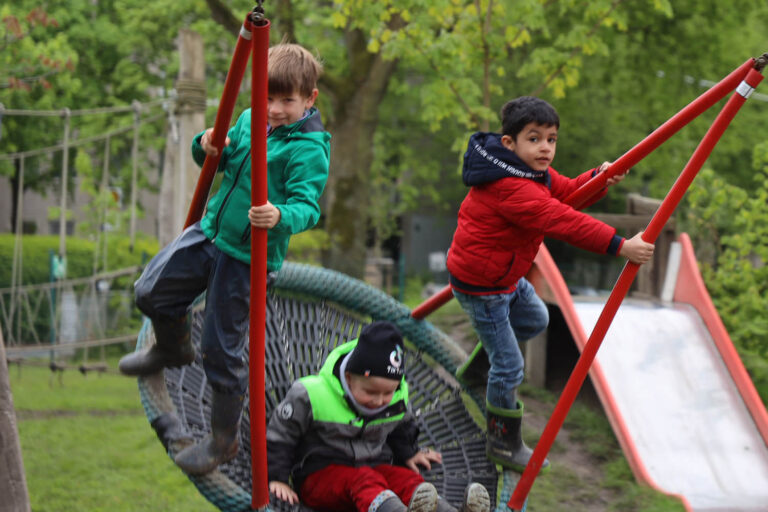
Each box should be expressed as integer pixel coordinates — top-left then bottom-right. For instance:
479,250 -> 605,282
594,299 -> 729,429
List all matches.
158,29 -> 207,245
0,330 -> 31,512
626,193 -> 676,298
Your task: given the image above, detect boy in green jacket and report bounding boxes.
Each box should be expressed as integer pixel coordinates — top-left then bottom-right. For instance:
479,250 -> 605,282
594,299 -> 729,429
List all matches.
118,43 -> 331,475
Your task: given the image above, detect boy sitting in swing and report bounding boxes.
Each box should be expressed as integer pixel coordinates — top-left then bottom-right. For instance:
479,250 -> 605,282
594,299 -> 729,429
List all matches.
267,321 -> 492,512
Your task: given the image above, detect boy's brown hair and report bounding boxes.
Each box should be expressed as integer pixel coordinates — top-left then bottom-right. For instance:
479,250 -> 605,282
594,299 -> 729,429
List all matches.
268,43 -> 322,98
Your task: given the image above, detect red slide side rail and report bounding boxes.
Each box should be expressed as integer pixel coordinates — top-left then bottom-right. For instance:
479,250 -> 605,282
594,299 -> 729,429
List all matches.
674,233 -> 768,446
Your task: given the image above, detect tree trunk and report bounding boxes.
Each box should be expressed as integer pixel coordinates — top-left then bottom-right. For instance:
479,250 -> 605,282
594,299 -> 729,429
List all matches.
323,52 -> 397,278
158,29 -> 207,245
0,331 -> 31,512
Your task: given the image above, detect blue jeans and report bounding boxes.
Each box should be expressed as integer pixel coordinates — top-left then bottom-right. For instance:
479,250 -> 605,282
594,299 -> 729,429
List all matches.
453,278 -> 549,410
134,223 -> 250,395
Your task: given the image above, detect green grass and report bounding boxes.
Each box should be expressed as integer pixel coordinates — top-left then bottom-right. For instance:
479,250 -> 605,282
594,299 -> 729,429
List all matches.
8,351 -> 686,512
10,359 -> 217,512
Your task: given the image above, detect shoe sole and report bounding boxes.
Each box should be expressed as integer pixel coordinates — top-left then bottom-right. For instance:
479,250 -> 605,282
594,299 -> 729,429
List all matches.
462,483 -> 491,512
408,482 -> 438,512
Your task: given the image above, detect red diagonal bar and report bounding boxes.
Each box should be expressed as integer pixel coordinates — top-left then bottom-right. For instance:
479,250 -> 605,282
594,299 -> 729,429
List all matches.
249,16 -> 270,511
564,58 -> 754,210
409,58 -> 755,321
508,66 -> 764,511
183,16 -> 254,229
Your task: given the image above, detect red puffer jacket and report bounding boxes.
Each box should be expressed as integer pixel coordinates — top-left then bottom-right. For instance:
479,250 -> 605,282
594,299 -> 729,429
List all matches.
447,132 -> 623,295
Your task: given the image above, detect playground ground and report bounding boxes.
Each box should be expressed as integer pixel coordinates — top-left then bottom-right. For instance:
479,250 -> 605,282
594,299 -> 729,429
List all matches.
8,300 -> 685,512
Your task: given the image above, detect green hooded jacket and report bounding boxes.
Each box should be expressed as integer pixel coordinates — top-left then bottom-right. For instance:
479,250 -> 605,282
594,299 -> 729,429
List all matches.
191,107 -> 330,269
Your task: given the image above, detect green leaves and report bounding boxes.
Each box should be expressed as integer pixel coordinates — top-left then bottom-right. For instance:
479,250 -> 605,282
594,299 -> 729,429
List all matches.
683,153 -> 768,359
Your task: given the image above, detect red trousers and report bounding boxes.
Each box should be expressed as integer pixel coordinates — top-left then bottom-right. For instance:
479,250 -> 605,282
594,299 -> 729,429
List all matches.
300,464 -> 425,512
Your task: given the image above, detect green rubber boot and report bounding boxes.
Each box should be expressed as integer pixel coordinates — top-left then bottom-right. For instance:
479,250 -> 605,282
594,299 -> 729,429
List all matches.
486,400 -> 549,474
174,391 -> 243,475
118,315 -> 195,376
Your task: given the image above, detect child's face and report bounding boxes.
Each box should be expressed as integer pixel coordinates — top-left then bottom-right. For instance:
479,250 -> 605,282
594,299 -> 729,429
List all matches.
268,88 -> 318,129
501,122 -> 557,171
345,372 -> 400,409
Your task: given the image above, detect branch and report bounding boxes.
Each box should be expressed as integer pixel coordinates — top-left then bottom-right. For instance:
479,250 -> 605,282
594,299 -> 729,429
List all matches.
399,24 -> 482,129
204,0 -> 241,35
530,0 -> 625,97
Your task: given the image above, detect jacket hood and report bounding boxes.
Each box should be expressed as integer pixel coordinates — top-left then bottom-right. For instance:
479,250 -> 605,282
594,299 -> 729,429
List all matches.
462,132 -> 549,187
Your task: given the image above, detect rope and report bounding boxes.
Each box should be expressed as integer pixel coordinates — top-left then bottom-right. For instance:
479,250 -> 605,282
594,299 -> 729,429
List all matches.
5,333 -> 137,356
0,112 -> 164,161
0,97 -> 166,117
0,266 -> 142,294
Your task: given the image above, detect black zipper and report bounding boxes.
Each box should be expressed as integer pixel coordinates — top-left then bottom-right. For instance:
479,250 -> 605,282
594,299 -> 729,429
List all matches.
212,156 -> 250,240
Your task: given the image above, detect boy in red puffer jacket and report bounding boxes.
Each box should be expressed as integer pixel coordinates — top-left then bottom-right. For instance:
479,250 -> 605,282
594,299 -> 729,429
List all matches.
446,96 -> 654,472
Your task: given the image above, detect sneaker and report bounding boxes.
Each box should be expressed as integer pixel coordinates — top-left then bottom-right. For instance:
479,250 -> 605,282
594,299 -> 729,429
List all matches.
460,483 -> 490,512
408,482 -> 439,512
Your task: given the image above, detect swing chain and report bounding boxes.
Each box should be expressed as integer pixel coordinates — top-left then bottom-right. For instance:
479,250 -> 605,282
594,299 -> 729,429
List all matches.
755,53 -> 768,72
250,1 -> 266,24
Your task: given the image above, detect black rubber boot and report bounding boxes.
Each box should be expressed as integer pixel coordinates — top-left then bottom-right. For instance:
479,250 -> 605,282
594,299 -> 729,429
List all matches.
118,315 -> 194,376
455,342 -> 489,387
174,391 -> 243,475
486,400 -> 550,474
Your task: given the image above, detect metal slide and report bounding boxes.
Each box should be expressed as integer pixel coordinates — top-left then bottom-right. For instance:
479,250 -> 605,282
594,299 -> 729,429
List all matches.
528,235 -> 768,511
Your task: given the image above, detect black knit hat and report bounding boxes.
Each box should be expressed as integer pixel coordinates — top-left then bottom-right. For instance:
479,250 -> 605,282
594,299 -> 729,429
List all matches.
346,321 -> 405,380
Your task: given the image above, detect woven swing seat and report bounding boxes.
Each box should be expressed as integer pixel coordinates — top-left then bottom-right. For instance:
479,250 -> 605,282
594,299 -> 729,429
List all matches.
136,262 -> 498,512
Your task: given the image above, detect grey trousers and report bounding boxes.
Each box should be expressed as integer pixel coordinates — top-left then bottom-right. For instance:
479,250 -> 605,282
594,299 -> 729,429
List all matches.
134,223 -> 250,395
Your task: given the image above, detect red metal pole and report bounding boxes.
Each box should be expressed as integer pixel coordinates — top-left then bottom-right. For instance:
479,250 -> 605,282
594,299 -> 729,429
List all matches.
183,17 -> 254,229
410,59 -> 754,321
249,17 -> 270,511
508,66 -> 764,511
411,284 -> 455,319
564,58 -> 754,210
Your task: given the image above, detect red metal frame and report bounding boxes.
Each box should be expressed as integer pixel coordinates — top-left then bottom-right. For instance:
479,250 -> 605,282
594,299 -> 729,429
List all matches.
180,11 -> 271,510
183,17 -> 254,229
249,18 -> 271,510
508,65 -> 764,510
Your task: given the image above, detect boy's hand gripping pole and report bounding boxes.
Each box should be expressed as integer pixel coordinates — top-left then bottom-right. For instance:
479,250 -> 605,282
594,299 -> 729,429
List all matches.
507,59 -> 765,512
248,7 -> 270,511
410,57 -> 755,320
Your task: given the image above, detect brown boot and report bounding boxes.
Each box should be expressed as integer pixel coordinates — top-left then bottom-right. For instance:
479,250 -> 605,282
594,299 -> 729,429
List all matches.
174,391 -> 243,475
119,315 -> 195,376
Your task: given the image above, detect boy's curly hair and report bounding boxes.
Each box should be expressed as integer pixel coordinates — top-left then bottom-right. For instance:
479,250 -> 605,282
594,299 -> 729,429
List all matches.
268,43 -> 323,98
500,96 -> 559,139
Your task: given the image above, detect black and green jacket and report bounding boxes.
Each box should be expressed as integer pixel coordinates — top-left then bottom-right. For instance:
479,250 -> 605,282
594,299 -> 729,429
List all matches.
192,107 -> 331,269
266,340 -> 420,488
